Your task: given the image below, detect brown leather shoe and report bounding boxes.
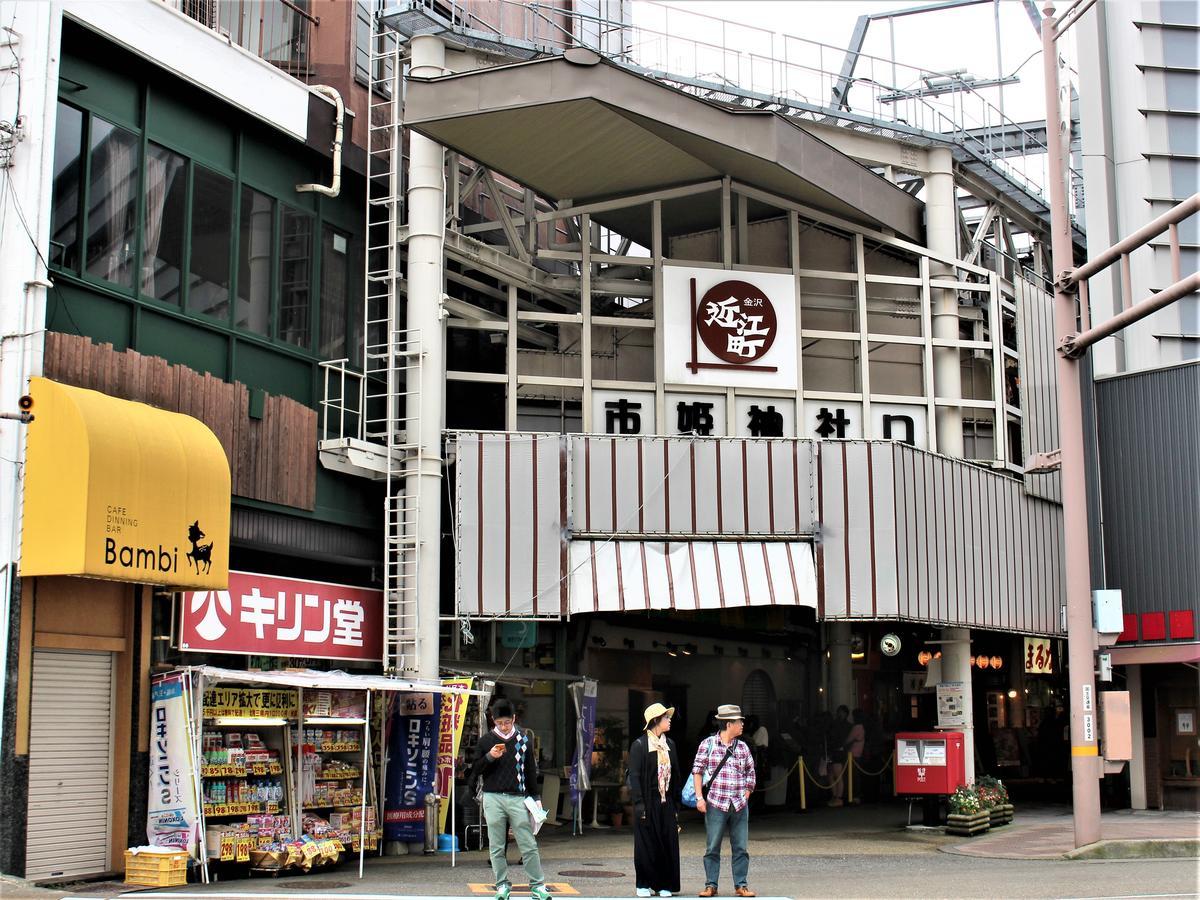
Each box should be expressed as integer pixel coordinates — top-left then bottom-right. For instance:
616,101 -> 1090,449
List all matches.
698,887 -> 718,898
734,888 -> 757,898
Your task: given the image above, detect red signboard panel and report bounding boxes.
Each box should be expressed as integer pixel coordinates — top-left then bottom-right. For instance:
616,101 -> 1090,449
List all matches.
1141,611 -> 1167,642
1169,610 -> 1195,641
180,570 -> 383,661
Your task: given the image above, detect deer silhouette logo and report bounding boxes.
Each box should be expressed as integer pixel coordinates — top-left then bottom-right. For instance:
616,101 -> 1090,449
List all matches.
186,521 -> 214,574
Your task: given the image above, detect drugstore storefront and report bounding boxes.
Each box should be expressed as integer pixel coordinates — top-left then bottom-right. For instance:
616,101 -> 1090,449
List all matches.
6,377 -> 231,882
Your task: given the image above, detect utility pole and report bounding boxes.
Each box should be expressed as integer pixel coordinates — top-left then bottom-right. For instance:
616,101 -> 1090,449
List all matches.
1040,0 -> 1199,849
1041,0 -> 1101,849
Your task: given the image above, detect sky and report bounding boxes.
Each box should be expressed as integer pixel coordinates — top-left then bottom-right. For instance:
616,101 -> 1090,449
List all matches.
630,0 -> 1063,127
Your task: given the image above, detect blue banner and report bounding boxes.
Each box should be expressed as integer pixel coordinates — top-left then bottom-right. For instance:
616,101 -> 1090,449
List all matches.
569,680 -> 597,805
384,692 -> 441,841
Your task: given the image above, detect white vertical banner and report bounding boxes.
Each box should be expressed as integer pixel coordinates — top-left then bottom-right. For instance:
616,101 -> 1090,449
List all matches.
148,674 -> 201,856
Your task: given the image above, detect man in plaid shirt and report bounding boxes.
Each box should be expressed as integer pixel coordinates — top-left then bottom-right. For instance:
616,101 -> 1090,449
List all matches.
692,704 -> 757,897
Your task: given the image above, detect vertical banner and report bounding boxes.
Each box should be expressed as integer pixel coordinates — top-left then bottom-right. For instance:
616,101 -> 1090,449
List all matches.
436,678 -> 474,833
148,675 -> 200,855
384,692 -> 440,842
569,680 -> 598,806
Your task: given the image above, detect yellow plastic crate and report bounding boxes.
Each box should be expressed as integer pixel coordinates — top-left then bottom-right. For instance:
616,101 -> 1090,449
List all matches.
124,849 -> 189,887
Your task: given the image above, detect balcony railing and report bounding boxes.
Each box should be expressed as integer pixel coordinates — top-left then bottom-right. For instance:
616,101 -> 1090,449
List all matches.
169,0 -> 317,76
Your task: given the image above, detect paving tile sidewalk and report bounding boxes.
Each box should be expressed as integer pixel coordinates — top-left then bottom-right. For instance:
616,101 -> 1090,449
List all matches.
942,808 -> 1200,859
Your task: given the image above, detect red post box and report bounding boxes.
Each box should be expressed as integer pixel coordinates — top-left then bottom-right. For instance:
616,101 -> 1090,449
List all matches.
895,731 -> 966,795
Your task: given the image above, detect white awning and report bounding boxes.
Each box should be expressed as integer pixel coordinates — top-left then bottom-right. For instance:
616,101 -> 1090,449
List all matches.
568,540 -> 817,614
178,665 -> 488,695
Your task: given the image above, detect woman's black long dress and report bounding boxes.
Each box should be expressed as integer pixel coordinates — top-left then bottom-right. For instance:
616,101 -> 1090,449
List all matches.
627,733 -> 682,893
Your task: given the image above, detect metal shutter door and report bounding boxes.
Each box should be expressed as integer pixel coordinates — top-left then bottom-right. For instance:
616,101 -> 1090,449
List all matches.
26,649 -> 115,881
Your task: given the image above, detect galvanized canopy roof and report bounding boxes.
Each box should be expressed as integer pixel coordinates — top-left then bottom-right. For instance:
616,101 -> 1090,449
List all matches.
404,50 -> 925,243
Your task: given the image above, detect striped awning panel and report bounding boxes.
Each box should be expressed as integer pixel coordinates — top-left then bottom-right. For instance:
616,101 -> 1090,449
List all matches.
567,540 -> 817,614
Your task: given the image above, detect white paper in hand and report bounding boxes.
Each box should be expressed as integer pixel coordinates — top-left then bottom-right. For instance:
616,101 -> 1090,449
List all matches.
524,796 -> 548,835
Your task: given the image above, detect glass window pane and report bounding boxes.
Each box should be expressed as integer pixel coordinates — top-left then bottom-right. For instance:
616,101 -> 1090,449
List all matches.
279,208 -> 313,347
237,187 -> 273,336
141,143 -> 186,301
801,337 -> 861,392
801,277 -> 858,332
50,102 -> 84,270
865,283 -> 922,337
867,342 -> 923,397
319,226 -> 350,358
189,166 -> 233,320
85,118 -> 139,287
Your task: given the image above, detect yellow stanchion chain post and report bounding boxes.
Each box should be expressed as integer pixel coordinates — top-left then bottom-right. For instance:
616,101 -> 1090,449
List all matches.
846,751 -> 854,804
799,757 -> 806,811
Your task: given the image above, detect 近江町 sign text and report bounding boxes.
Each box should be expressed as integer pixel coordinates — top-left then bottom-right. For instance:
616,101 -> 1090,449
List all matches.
663,266 -> 797,391
181,570 -> 383,661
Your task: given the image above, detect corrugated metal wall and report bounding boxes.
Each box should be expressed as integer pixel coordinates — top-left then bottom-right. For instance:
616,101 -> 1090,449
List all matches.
453,433 -> 1065,633
454,433 -> 568,618
1094,362 -> 1200,617
818,442 -> 1064,635
1017,276 -> 1063,503
570,436 -> 817,536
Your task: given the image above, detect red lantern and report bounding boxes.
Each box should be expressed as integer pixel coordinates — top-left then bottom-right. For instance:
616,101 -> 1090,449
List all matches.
975,654 -> 990,669
990,655 -> 1003,669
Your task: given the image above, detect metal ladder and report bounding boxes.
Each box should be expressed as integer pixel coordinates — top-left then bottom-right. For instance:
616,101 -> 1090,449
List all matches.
364,21 -> 422,674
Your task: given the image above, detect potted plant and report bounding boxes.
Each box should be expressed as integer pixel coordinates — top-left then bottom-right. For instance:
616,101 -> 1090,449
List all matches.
977,776 -> 1013,826
608,799 -> 625,828
945,785 -> 990,836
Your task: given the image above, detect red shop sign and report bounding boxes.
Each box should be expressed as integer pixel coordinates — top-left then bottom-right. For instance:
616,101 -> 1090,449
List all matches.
180,571 -> 383,661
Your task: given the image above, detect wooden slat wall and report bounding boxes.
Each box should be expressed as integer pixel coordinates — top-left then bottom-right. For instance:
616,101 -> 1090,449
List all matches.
43,333 -> 316,510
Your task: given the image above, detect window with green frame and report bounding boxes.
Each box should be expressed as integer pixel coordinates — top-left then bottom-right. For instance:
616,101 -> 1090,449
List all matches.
49,98 -> 360,363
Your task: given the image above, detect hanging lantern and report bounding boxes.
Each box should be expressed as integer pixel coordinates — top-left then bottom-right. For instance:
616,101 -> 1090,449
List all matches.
990,655 -> 1003,669
976,654 -> 990,669
918,650 -> 933,666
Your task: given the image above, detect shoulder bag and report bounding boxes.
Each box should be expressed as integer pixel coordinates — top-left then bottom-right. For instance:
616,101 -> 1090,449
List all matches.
681,739 -> 737,808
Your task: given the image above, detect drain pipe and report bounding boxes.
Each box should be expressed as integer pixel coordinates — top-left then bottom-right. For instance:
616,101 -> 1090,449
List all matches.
297,84 -> 343,197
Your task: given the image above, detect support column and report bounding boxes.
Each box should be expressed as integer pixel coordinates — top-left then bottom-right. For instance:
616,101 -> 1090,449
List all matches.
1127,665 -> 1147,810
407,35 -> 447,681
1043,3 -> 1102,847
940,627 -> 975,785
0,0 -> 57,751
827,623 -> 854,714
926,147 -> 964,458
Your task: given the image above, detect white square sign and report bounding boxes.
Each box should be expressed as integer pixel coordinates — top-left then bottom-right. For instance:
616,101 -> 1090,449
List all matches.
663,265 -> 797,390
665,392 -> 727,436
592,389 -> 656,435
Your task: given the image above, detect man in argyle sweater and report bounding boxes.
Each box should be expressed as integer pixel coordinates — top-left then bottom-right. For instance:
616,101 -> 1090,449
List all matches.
471,699 -> 549,900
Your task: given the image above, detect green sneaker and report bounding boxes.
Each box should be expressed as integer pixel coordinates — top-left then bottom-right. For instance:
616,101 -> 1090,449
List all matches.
494,885 -> 511,900
530,886 -> 552,900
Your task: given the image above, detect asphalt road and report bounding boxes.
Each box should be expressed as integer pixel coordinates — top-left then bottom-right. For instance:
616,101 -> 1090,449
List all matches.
6,805 -> 1196,900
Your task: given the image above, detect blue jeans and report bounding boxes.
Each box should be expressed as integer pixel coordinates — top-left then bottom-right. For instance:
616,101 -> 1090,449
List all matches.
703,804 -> 749,888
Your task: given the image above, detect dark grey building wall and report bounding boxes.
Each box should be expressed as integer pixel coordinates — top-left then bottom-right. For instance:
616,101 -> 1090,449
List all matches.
1094,362 -> 1200,618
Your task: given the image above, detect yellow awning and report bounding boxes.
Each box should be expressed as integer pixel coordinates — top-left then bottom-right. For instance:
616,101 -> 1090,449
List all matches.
20,377 -> 231,588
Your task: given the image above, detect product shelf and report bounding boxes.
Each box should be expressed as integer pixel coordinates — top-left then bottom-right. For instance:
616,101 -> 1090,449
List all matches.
313,742 -> 361,753
203,801 -> 281,817
201,762 -> 283,778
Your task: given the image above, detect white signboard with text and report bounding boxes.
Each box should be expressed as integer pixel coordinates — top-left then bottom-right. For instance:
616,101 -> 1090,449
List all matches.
664,266 -> 797,391
936,681 -> 967,728
592,389 -> 656,435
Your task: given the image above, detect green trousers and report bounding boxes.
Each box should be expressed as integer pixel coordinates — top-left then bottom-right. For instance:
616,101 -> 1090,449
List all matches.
483,792 -> 545,889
